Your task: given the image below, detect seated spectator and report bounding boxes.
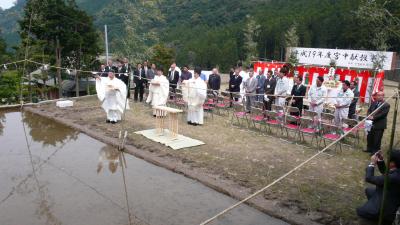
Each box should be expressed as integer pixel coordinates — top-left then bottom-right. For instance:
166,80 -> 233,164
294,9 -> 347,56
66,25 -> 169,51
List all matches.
357,149 -> 400,225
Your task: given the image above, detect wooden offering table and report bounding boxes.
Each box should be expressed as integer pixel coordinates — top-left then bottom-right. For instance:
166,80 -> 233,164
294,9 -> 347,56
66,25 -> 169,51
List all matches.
153,106 -> 183,138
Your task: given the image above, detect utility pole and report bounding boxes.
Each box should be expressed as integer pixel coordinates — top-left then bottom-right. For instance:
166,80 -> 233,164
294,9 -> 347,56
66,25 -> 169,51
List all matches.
378,82 -> 400,225
105,25 -> 109,63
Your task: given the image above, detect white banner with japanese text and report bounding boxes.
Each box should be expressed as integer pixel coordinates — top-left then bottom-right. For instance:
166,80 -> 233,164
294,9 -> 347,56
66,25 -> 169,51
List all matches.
288,47 -> 396,70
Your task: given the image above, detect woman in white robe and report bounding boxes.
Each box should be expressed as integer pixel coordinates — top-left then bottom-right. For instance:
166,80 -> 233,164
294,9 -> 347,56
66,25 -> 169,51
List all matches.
182,67 -> 207,125
146,67 -> 170,116
96,72 -> 129,124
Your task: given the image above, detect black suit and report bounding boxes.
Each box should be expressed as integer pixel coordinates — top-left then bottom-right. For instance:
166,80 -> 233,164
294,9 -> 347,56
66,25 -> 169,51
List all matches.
348,88 -> 359,119
99,69 -> 108,77
116,64 -> 130,98
263,77 -> 276,111
105,65 -> 117,73
290,84 -> 306,116
367,102 -> 390,154
228,74 -> 242,104
133,67 -> 146,101
168,70 -> 179,90
357,161 -> 400,224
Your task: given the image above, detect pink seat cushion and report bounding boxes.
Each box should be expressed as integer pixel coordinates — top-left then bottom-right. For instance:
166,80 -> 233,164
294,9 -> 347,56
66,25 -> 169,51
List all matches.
235,112 -> 247,117
285,124 -> 299,129
266,120 -> 279,125
216,103 -> 226,107
323,133 -> 341,140
251,115 -> 264,121
300,128 -> 317,134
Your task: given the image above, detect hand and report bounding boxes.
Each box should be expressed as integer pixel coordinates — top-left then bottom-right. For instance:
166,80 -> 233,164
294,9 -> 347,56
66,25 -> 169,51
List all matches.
335,104 -> 340,108
370,154 -> 378,165
95,75 -> 100,80
367,116 -> 373,120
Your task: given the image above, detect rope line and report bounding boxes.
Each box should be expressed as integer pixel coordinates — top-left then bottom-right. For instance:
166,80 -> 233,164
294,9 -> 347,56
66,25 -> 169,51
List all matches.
198,91 -> 399,225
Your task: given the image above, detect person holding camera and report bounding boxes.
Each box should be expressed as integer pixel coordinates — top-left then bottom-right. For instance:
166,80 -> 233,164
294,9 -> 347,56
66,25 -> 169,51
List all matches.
357,150 -> 400,225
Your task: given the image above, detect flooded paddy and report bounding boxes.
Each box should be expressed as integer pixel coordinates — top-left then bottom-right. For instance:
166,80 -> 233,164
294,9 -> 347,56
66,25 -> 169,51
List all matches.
0,110 -> 288,225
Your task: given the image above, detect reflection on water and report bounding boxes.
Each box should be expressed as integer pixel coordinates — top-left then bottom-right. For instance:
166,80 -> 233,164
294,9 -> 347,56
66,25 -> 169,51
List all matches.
22,111 -> 79,147
97,145 -> 120,174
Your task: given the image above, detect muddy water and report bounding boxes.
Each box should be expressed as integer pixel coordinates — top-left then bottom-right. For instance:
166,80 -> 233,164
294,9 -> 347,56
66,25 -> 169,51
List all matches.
0,110 -> 288,225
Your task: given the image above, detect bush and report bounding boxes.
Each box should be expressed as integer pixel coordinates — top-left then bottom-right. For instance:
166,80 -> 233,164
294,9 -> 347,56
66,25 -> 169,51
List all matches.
0,70 -> 21,104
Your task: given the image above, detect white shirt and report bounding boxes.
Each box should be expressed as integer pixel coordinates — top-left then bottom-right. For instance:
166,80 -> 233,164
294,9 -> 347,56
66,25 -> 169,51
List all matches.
336,88 -> 354,107
274,76 -> 290,96
308,85 -> 328,106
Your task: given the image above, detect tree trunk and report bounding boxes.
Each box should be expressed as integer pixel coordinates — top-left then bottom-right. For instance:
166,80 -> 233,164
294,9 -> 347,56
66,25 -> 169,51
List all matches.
75,42 -> 81,97
86,74 -> 90,95
56,38 -> 62,98
75,71 -> 80,97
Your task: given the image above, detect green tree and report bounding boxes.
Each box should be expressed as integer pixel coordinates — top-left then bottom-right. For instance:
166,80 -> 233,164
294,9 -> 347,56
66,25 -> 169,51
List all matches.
0,34 -> 10,63
19,0 -> 101,98
0,70 -> 21,104
355,0 -> 400,51
243,15 -> 260,65
150,44 -> 175,75
285,23 -> 299,67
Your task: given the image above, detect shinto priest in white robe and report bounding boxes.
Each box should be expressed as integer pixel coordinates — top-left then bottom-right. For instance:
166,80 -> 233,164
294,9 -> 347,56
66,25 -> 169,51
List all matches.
146,74 -> 169,115
182,76 -> 207,125
96,76 -> 130,122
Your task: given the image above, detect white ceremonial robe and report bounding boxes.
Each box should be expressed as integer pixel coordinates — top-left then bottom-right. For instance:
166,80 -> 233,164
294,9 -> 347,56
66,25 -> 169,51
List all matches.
182,77 -> 207,125
308,85 -> 328,118
146,75 -> 169,115
96,77 -> 129,122
334,89 -> 354,127
274,76 -> 290,107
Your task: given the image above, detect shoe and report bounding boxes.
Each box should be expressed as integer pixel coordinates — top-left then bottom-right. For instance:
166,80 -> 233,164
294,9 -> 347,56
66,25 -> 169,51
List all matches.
153,115 -> 156,118
106,119 -> 111,123
192,123 -> 198,126
187,121 -> 193,125
111,121 -> 116,124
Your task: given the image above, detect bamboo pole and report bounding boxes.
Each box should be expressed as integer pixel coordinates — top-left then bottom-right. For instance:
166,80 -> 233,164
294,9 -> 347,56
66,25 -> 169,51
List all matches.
378,88 -> 400,225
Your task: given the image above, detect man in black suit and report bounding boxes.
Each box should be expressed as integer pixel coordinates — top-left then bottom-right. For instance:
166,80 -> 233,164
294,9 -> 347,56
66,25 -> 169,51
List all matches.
365,91 -> 390,155
117,58 -> 131,98
99,64 -> 108,77
133,63 -> 146,102
208,68 -> 221,96
357,149 -> 400,225
348,80 -> 360,119
290,76 -> 307,116
263,70 -> 276,111
228,67 -> 242,105
105,59 -> 117,73
168,63 -> 179,97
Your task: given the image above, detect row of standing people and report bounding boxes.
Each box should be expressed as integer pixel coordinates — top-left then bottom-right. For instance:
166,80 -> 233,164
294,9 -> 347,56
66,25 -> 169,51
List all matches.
228,65 -> 361,123
228,64 -> 389,157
